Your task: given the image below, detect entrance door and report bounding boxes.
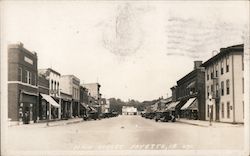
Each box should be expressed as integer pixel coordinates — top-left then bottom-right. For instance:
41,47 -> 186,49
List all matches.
215,100 -> 220,121
23,106 -> 30,124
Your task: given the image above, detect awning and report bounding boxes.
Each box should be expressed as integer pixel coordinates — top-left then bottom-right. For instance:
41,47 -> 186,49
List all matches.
181,98 -> 196,110
88,106 -> 97,113
166,101 -> 180,111
40,94 -> 60,108
188,99 -> 198,110
187,81 -> 196,89
80,103 -> 89,109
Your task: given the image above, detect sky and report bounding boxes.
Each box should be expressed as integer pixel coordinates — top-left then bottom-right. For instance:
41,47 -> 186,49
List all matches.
1,1 -> 249,101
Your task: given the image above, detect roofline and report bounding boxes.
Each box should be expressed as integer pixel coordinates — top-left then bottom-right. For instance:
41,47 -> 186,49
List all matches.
201,44 -> 243,67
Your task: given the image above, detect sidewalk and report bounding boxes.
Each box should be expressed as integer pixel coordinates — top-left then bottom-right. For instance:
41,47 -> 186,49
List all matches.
9,117 -> 84,128
176,118 -> 244,127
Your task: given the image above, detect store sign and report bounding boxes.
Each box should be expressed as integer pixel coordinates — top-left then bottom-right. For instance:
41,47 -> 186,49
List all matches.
24,56 -> 33,65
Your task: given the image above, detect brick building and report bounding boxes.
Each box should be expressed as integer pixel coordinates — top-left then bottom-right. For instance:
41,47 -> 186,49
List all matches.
8,43 -> 38,124
169,61 -> 206,120
202,44 -> 244,123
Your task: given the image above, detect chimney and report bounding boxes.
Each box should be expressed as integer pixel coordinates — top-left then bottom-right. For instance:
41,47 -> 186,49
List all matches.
194,61 -> 202,70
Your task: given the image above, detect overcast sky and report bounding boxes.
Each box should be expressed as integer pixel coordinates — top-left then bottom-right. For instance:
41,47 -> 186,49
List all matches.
2,1 -> 249,101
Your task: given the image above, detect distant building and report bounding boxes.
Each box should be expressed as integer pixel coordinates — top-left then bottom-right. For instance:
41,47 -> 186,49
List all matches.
122,106 -> 137,115
83,83 -> 102,113
202,44 -> 244,123
60,75 -> 80,118
8,43 -> 38,124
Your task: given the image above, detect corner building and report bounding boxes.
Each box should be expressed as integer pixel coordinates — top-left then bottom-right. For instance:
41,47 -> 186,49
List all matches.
202,44 -> 244,123
8,43 -> 38,124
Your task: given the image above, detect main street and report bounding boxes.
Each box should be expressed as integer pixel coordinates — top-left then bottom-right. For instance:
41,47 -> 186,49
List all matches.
7,115 -> 243,151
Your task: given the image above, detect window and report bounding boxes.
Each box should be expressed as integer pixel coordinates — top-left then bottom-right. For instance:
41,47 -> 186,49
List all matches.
216,83 -> 219,97
221,103 -> 224,118
33,74 -> 36,86
211,84 -> 214,95
227,102 -> 230,118
51,80 -> 54,90
242,78 -> 244,93
226,55 -> 229,72
221,81 -> 224,96
207,73 -> 209,80
18,67 -> 22,81
207,86 -> 209,98
226,79 -> 230,95
57,82 -> 59,94
221,60 -> 224,75
26,70 -> 31,84
54,81 -> 57,91
211,72 -> 214,79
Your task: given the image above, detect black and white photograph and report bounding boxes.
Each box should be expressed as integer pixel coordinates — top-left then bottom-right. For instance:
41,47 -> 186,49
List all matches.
0,1 -> 250,156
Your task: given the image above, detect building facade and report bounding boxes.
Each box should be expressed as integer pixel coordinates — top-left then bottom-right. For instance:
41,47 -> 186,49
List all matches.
202,44 -> 244,123
79,85 -> 89,117
60,75 -> 80,118
38,68 -> 61,120
38,73 -> 49,121
170,61 -> 206,120
8,43 -> 38,124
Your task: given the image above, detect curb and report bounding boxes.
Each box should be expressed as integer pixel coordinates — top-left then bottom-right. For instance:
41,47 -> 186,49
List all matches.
176,120 -> 209,127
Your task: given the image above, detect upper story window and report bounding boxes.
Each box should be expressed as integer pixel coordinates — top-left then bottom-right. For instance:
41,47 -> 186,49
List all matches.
51,80 -> 53,90
18,67 -> 22,82
33,74 -> 36,86
226,55 -> 229,72
226,79 -> 230,95
207,86 -> 209,98
215,63 -> 218,77
221,81 -> 224,96
211,84 -> 214,94
220,60 -> 224,75
54,81 -> 57,91
26,70 -> 32,85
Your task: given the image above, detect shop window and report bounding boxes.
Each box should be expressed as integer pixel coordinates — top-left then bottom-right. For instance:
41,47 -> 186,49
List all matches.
227,102 -> 230,118
221,103 -> 224,118
226,79 -> 230,95
221,81 -> 224,96
18,67 -> 22,82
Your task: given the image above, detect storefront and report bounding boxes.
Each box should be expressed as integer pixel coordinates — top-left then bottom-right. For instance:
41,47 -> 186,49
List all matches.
180,97 -> 198,120
40,93 -> 60,120
19,91 -> 38,124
